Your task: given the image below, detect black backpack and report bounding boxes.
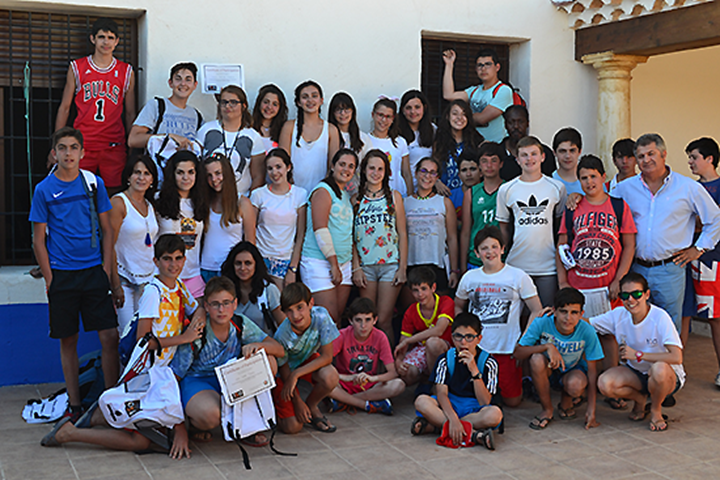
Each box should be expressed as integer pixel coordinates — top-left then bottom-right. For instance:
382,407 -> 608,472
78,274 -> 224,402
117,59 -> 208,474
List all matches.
565,196 -> 626,246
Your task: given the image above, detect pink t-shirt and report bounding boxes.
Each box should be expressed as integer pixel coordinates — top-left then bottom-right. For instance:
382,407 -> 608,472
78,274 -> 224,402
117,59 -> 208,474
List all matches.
333,326 -> 394,376
559,197 -> 637,289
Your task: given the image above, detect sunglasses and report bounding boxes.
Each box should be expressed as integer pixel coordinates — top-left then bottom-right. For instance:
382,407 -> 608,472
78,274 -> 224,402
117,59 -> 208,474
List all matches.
452,333 -> 479,343
619,290 -> 645,301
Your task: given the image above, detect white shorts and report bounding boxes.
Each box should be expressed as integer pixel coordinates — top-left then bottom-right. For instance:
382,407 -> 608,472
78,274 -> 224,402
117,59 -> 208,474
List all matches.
300,257 -> 352,293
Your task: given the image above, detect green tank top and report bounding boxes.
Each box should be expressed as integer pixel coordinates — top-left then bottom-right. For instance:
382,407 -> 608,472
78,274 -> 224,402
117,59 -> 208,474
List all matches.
468,182 -> 500,266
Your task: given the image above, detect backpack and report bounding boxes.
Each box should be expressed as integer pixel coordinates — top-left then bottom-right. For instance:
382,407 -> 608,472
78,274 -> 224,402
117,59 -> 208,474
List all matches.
469,82 -> 527,109
564,196 -> 626,247
151,96 -> 203,135
257,284 -> 278,334
445,347 -> 490,379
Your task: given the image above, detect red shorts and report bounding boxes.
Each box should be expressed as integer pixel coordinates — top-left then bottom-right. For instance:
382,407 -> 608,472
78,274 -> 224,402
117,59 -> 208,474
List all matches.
494,353 -> 522,399
272,352 -> 319,420
339,378 -> 378,395
80,143 -> 127,188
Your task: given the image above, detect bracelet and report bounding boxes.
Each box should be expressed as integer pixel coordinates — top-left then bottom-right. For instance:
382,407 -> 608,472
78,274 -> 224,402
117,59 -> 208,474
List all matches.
352,267 -> 362,273
451,269 -> 460,274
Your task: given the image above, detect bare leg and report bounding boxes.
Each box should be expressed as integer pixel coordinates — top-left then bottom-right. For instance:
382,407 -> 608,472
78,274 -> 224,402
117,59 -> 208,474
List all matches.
329,379 -> 406,408
278,416 -> 303,434
599,334 -> 619,372
425,337 -> 450,375
307,365 -> 339,421
54,421 -> 151,451
60,334 -> 80,406
529,353 -> 554,420
559,369 -> 588,415
647,362 -> 676,427
414,394 -> 447,428
462,405 -> 503,430
269,275 -> 284,292
399,365 -> 422,387
709,318 -> 720,371
681,315 -> 691,348
597,366 -> 647,418
185,390 -> 221,431
313,288 -> 340,325
98,327 -> 119,388
375,281 -> 402,342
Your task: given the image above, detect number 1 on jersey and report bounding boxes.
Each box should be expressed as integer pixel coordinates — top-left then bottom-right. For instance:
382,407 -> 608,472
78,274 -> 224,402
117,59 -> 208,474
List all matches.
94,99 -> 105,122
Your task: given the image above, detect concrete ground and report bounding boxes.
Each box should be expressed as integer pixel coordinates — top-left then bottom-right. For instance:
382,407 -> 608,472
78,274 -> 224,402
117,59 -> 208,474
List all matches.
2,333 -> 720,480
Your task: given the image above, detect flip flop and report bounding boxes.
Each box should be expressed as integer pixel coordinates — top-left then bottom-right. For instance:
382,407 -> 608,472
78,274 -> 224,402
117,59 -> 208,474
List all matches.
529,415 -> 553,430
40,417 -> 71,447
629,402 -> 651,421
190,430 -> 213,443
308,416 -> 336,433
557,402 -> 577,420
604,397 -> 628,410
649,419 -> 668,432
241,432 -> 270,447
411,416 -> 439,436
472,428 -> 495,450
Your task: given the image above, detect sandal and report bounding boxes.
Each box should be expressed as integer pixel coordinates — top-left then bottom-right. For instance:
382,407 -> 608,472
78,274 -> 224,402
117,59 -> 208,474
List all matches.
604,397 -> 628,410
241,432 -> 270,447
649,419 -> 668,432
471,428 -> 495,450
411,416 -> 439,436
629,402 -> 650,422
529,415 -> 553,430
190,430 -> 213,442
40,417 -> 71,447
557,402 -> 577,420
308,415 -> 336,433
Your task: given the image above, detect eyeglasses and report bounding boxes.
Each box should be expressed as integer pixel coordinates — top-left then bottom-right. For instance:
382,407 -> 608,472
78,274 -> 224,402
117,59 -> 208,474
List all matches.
220,99 -> 241,107
335,107 -> 352,114
619,290 -> 645,301
476,62 -> 495,70
452,333 -> 479,343
418,168 -> 438,177
208,300 -> 234,310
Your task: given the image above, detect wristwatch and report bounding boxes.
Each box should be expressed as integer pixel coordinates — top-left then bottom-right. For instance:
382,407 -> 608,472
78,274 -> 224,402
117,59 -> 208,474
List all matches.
289,266 -> 298,274
471,372 -> 482,381
635,351 -> 644,362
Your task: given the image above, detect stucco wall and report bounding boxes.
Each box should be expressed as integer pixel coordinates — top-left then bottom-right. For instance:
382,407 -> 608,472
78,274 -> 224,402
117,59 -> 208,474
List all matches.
3,0 -> 599,155
632,45 -> 720,176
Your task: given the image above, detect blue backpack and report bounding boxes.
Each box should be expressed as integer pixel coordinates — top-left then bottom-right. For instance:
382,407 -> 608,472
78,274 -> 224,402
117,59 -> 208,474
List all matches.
445,347 -> 490,379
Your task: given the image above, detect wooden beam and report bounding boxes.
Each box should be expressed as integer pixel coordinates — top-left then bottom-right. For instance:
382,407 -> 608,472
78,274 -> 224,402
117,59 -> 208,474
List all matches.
575,2 -> 720,61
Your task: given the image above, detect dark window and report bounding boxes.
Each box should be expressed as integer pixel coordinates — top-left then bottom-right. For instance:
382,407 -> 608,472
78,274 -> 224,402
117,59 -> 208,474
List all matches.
421,36 -> 510,124
0,10 -> 138,265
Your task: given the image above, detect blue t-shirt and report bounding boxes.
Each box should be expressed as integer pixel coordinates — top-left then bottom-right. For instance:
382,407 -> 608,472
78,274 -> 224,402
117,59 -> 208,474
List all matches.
274,306 -> 339,369
552,171 -> 583,196
170,314 -> 268,379
518,314 -> 604,372
29,172 -> 112,270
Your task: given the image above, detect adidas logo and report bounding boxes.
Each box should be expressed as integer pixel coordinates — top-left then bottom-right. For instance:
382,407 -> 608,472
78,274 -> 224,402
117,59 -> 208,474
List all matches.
516,195 -> 549,216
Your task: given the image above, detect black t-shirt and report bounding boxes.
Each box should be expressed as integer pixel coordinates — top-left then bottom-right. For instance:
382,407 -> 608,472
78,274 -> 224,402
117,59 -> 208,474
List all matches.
429,346 -> 499,398
500,138 -> 557,181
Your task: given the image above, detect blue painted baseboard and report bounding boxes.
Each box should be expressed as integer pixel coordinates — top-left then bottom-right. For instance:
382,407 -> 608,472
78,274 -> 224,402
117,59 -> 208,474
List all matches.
0,303 -> 101,386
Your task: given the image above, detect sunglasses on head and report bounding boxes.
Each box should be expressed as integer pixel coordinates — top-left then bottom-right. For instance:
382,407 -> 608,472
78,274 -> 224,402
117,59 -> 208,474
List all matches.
619,290 -> 645,301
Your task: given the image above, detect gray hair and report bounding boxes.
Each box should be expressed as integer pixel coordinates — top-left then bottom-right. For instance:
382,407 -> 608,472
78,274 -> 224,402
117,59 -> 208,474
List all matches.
635,133 -> 666,155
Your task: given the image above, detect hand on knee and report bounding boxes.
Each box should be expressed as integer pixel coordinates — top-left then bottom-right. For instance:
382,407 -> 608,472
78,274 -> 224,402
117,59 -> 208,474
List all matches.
529,353 -> 548,373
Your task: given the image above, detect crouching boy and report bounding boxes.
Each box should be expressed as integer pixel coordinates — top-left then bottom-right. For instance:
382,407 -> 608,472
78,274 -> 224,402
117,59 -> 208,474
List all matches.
170,276 -> 285,446
273,282 -> 340,434
328,298 -> 406,415
413,313 -> 502,450
514,287 -> 604,430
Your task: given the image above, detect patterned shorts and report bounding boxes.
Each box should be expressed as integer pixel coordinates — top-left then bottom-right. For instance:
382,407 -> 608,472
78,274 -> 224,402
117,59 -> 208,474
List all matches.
403,345 -> 428,374
264,257 -> 291,278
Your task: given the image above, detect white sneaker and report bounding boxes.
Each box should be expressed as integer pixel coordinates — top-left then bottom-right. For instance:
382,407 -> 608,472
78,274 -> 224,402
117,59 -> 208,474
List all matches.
714,371 -> 720,388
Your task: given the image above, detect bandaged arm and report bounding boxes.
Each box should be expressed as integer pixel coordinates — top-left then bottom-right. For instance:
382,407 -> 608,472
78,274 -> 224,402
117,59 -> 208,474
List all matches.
314,227 -> 336,259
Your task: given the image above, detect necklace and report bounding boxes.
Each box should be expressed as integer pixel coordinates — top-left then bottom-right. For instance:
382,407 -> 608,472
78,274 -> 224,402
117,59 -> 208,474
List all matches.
366,188 -> 383,198
221,122 -> 242,159
416,190 -> 434,200
125,192 -> 152,247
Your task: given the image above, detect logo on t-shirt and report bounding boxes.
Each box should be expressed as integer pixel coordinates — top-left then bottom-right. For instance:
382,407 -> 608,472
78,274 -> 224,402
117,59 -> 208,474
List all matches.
516,195 -> 549,225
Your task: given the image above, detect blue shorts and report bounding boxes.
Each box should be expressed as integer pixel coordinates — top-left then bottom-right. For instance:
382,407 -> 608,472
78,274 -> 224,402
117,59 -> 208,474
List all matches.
264,257 -> 291,278
418,392 -> 489,419
200,269 -> 220,284
179,374 -> 221,409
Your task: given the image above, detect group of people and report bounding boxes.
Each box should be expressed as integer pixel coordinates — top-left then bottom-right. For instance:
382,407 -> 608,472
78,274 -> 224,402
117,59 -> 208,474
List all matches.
29,18 -> 720,457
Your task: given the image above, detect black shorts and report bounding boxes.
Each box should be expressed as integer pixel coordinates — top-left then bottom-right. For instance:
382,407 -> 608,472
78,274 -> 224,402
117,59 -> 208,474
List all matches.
628,365 -> 682,397
407,264 -> 449,293
48,265 -> 118,339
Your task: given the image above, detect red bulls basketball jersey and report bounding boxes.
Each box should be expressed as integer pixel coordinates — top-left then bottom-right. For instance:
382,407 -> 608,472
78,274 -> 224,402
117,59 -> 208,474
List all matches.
71,56 -> 132,150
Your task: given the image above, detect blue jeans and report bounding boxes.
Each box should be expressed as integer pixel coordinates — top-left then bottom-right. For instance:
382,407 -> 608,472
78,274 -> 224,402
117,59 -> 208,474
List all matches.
632,261 -> 685,332
200,269 -> 220,284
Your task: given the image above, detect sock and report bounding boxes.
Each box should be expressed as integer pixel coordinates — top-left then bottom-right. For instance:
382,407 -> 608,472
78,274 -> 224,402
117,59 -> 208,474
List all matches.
365,401 -> 370,411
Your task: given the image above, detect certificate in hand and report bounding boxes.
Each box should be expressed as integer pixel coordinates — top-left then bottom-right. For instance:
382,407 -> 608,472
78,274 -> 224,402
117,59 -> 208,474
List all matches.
215,349 -> 276,405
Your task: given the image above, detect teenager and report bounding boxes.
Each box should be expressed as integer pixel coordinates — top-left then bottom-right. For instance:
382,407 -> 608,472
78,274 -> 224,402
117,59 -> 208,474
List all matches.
251,84 -> 288,153
397,90 -> 435,190
366,97 -> 413,198
328,92 -> 371,194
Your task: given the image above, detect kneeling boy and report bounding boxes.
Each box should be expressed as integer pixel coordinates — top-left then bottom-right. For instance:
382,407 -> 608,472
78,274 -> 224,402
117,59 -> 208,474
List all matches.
413,313 -> 502,450
170,276 -> 284,445
514,287 -> 604,430
329,298 -> 406,415
273,282 -> 340,434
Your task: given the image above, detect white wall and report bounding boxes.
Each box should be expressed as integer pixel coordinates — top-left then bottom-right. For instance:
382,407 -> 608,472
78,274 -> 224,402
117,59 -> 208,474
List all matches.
632,45 -> 720,176
3,0 -> 599,150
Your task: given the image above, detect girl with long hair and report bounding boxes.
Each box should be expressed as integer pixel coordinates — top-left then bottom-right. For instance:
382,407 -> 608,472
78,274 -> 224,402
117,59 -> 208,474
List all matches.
251,84 -> 288,153
328,92 -> 371,195
352,149 -> 408,341
155,151 -> 209,298
433,99 -> 484,208
250,148 -> 307,289
109,155 -> 160,336
397,90 -> 435,191
366,97 -> 413,198
200,153 -> 256,281
196,85 -> 266,195
279,80 -> 340,193
300,148 -> 358,323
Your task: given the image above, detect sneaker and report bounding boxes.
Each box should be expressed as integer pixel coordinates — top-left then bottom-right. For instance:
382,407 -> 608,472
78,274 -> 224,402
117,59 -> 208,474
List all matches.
326,398 -> 347,414
366,399 -> 393,415
715,371 -> 720,388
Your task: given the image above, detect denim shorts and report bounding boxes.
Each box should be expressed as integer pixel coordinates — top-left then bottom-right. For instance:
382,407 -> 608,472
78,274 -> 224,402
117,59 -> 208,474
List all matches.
362,263 -> 398,282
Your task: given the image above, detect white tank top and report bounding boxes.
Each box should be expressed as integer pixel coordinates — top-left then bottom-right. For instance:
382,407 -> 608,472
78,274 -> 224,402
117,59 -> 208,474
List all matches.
291,119 -> 329,193
404,194 -> 447,267
157,198 -> 204,279
114,192 -> 159,284
200,208 -> 244,271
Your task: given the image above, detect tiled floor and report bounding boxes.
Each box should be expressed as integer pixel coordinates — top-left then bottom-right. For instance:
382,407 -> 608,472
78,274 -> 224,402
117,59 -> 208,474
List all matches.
3,333 -> 720,480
